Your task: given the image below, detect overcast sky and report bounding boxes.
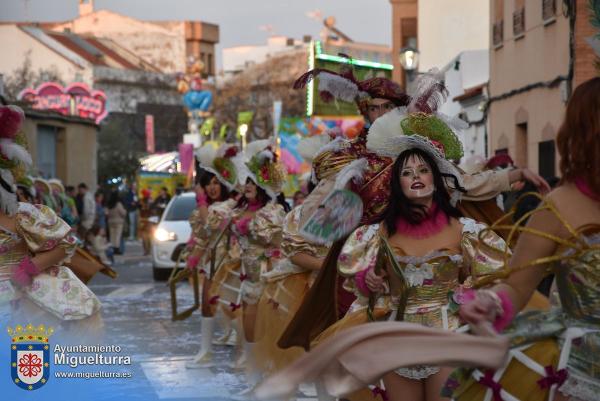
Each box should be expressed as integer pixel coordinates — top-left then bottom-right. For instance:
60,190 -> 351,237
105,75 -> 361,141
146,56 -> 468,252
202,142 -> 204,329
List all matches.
1,0 -> 392,64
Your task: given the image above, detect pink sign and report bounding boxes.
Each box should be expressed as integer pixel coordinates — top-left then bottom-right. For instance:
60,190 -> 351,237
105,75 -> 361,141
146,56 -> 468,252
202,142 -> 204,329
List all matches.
178,143 -> 194,173
18,82 -> 108,124
145,115 -> 155,154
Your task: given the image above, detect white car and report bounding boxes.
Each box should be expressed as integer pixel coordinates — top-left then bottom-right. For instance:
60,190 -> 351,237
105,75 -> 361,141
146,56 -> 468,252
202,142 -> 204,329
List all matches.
151,191 -> 196,280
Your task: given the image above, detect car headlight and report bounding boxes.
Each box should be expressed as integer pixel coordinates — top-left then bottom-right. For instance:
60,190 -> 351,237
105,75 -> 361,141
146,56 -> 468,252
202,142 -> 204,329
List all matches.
154,228 -> 178,242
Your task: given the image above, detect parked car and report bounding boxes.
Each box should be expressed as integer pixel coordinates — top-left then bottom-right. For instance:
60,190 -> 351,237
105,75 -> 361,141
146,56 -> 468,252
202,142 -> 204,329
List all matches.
151,192 -> 196,280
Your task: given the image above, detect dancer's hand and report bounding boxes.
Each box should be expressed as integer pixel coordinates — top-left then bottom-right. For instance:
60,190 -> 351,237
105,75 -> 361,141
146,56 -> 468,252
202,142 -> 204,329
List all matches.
365,268 -> 386,292
511,168 -> 551,194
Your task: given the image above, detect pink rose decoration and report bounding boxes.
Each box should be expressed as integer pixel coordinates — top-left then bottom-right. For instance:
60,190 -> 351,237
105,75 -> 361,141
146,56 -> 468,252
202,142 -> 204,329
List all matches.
265,249 -> 282,258
11,256 -> 41,287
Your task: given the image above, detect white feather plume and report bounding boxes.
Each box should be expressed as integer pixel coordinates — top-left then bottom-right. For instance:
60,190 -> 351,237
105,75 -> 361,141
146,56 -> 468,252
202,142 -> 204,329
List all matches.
231,154 -> 249,187
0,139 -> 32,167
334,158 -> 369,190
297,135 -> 331,163
244,139 -> 272,161
407,68 -> 448,114
317,72 -> 360,103
256,149 -> 275,164
195,144 -> 217,168
313,136 -> 349,160
436,112 -> 469,131
366,107 -> 409,157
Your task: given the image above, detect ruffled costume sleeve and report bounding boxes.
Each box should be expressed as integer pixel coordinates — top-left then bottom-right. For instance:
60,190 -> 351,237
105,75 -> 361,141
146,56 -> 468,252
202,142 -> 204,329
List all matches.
298,139 -> 358,229
338,224 -> 381,296
459,217 -> 510,279
282,207 -> 329,259
461,169 -> 511,201
249,203 -> 285,246
15,203 -> 77,263
200,199 -> 236,248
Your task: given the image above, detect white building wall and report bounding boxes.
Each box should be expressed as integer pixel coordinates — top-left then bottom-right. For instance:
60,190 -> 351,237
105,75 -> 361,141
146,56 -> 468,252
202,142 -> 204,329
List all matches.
0,25 -> 92,87
418,0 -> 490,71
222,36 -> 306,76
93,66 -> 181,113
438,50 -> 489,161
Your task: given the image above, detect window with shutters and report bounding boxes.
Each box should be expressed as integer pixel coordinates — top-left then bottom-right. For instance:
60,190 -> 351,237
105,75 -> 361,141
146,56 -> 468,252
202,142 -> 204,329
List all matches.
493,0 -> 504,47
542,0 -> 556,24
513,0 -> 525,39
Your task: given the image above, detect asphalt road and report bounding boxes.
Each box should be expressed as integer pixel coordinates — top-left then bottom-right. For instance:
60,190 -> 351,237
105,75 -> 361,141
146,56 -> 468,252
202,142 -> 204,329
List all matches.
87,240 -> 318,401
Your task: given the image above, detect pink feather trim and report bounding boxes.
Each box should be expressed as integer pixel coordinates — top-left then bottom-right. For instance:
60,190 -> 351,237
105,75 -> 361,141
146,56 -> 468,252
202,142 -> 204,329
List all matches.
395,203 -> 449,239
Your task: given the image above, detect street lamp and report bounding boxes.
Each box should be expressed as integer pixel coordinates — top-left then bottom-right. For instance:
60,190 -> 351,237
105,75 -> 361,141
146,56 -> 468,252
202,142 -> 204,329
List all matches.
399,46 -> 420,94
239,123 -> 248,150
399,46 -> 420,72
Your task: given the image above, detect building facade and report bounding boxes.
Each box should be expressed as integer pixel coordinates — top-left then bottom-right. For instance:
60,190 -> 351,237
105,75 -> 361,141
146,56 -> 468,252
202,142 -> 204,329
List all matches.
22,108 -> 99,189
488,0 -> 572,178
389,0 -> 489,86
47,0 -> 219,77
439,50 -> 489,160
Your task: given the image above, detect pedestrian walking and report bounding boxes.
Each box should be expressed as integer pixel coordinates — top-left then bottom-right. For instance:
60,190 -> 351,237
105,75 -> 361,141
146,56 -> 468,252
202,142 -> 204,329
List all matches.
77,183 -> 96,239
106,190 -> 127,254
151,187 -> 171,217
124,183 -> 139,241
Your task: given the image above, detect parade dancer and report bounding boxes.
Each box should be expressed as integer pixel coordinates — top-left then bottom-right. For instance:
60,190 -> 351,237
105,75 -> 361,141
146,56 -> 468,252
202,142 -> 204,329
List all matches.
330,108 -> 508,401
255,77 -> 600,401
0,105 -> 102,334
186,143 -> 244,368
253,185 -> 330,376
444,76 -> 600,401
280,68 -> 551,353
218,140 -> 289,396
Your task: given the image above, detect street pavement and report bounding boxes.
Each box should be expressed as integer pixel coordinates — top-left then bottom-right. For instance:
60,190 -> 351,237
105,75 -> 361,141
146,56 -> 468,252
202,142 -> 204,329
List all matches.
88,240 -> 318,401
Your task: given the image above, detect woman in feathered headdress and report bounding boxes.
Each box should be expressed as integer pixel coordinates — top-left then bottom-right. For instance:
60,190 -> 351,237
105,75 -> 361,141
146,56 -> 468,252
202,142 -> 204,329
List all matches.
255,102 -> 510,401
250,138 -> 333,380
213,139 -> 290,395
185,143 -> 245,369
279,69 -> 551,356
0,105 -> 101,332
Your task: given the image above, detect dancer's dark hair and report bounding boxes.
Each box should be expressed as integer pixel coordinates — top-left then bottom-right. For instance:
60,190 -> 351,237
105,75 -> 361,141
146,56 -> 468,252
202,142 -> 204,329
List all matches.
381,148 -> 463,236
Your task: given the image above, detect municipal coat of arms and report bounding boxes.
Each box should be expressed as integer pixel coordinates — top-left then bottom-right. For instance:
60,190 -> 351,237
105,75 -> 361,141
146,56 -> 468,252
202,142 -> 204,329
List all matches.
8,324 -> 53,390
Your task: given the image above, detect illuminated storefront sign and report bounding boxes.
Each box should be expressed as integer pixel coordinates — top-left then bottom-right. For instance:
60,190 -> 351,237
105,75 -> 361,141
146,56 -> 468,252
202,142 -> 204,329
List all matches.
18,82 -> 108,124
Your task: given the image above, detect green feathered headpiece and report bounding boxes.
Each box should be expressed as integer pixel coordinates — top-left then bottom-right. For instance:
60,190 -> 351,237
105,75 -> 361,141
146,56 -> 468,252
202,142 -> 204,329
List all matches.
400,113 -> 464,160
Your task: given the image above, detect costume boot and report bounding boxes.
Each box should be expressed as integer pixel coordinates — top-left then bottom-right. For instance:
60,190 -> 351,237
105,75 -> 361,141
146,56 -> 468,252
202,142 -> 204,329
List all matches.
231,341 -> 261,400
185,317 -> 215,368
212,311 -> 233,345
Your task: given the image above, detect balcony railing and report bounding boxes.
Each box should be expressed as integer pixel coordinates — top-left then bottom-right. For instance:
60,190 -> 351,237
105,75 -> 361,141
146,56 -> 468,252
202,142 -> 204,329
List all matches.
513,7 -> 525,38
493,20 -> 504,47
542,0 -> 556,23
